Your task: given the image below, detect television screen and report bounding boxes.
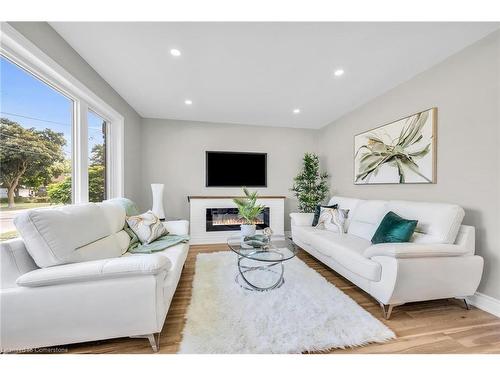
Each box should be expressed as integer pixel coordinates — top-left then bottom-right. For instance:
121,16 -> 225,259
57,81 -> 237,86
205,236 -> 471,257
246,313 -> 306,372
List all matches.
206,151 -> 267,187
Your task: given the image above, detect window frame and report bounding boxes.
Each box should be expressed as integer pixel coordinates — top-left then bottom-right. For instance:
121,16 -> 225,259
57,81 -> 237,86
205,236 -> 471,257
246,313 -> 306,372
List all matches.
0,23 -> 124,203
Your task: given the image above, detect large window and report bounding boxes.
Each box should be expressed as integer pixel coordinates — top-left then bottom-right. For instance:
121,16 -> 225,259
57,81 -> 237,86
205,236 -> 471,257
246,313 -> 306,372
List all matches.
0,56 -> 74,240
88,110 -> 107,203
0,24 -> 124,242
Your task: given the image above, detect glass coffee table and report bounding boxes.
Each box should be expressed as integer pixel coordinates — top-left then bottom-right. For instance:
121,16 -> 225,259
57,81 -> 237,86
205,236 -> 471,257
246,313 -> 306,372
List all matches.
227,235 -> 298,292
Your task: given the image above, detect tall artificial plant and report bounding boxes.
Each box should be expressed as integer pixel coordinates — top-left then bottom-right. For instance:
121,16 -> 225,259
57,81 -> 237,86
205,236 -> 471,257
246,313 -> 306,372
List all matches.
291,153 -> 329,213
233,188 -> 265,225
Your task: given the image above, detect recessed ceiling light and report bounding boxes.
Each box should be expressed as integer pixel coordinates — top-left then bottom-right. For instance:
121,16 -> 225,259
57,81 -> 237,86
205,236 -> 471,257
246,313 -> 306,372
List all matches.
184,99 -> 193,105
293,108 -> 301,114
334,69 -> 345,77
170,49 -> 181,57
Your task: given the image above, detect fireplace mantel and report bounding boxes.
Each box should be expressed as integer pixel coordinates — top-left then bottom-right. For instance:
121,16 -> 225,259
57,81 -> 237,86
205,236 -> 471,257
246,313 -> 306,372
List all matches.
188,195 -> 286,202
188,196 -> 285,244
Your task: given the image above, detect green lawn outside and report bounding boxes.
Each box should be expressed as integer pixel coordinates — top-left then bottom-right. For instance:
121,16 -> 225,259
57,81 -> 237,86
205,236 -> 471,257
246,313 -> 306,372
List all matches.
0,230 -> 19,241
0,202 -> 54,211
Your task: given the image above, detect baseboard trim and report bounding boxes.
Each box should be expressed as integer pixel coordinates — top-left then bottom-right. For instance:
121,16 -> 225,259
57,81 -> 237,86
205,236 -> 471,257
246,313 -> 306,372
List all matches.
466,292 -> 500,317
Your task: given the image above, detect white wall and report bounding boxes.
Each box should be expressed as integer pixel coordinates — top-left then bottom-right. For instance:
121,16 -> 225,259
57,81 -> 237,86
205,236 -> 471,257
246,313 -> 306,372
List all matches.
8,22 -> 143,203
13,22 -> 499,301
318,30 -> 500,299
139,119 -> 318,230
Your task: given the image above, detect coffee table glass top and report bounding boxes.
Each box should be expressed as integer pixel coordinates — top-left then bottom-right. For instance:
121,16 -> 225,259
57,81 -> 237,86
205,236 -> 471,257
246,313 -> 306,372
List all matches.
226,235 -> 298,262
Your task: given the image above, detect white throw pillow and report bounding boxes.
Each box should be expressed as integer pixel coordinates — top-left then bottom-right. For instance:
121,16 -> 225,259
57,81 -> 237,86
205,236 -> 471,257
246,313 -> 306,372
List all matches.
126,211 -> 168,244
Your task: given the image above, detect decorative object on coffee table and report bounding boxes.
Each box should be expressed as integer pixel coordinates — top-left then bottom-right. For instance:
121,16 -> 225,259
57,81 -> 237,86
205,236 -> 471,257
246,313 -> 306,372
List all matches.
242,234 -> 270,248
232,188 -> 265,237
354,107 -> 437,184
151,183 -> 166,220
291,153 -> 329,213
263,226 -> 273,238
227,235 -> 298,291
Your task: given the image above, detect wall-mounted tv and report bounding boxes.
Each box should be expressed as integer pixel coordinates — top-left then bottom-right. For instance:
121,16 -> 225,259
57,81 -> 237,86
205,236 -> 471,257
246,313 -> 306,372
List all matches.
206,151 -> 267,187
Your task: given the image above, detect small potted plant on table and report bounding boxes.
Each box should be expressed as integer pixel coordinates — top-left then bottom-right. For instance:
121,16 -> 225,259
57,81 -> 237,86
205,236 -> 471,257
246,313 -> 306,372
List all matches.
233,188 -> 265,237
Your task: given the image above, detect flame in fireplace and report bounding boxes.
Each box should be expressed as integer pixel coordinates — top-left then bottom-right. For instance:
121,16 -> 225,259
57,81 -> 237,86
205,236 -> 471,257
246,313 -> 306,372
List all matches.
212,215 -> 264,226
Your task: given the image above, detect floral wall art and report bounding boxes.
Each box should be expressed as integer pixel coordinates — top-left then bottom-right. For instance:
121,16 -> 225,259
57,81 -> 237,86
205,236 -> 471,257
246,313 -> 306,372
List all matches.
354,108 -> 437,184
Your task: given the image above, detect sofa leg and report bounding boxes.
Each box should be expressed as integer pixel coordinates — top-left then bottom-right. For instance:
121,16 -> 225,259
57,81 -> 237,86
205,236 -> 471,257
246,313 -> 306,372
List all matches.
147,333 -> 160,352
462,298 -> 471,310
130,333 -> 160,352
379,303 -> 395,320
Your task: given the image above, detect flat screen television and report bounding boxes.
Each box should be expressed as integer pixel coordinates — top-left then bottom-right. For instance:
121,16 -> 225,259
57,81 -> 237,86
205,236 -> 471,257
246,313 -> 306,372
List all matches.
206,151 -> 267,187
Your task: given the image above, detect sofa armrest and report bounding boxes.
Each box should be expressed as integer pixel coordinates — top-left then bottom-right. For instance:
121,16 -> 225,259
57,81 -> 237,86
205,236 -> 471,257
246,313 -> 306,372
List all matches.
363,243 -> 470,259
16,255 -> 171,288
290,213 -> 314,227
163,220 -> 189,236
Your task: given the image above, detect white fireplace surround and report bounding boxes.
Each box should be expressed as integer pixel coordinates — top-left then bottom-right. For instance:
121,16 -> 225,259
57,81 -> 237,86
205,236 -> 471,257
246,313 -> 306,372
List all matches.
189,196 -> 285,245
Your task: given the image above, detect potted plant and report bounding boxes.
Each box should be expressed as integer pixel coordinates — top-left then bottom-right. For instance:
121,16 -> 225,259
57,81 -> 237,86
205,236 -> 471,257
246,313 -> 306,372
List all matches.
233,188 -> 265,237
291,153 -> 329,212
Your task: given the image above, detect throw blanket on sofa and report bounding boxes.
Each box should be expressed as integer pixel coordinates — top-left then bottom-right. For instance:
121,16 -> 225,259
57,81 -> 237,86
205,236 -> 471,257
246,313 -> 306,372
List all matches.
125,227 -> 189,254
108,197 -> 190,254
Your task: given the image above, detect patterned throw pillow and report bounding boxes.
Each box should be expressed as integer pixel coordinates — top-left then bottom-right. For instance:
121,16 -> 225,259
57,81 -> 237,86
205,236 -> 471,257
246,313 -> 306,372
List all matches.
126,211 -> 168,245
312,204 -> 338,226
316,208 -> 350,234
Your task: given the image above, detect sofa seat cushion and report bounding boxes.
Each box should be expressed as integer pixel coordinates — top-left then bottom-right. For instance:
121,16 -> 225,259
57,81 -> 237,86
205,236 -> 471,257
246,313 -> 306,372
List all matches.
123,242 -> 188,273
293,226 -> 381,281
14,203 -> 122,268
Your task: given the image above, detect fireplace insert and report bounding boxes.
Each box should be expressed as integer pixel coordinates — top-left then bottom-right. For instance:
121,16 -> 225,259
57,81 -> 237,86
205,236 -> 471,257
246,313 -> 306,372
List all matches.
206,207 -> 270,232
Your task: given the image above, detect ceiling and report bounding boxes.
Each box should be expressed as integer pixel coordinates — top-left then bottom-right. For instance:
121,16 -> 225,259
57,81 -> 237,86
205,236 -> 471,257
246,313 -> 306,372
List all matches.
50,22 -> 499,129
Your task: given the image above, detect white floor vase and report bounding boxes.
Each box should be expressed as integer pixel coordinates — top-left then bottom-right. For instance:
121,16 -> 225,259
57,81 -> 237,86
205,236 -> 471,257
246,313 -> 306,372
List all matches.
179,251 -> 395,354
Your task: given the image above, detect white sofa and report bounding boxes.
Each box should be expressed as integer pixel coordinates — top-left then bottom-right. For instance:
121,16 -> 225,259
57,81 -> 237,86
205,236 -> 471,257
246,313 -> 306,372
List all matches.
0,200 -> 189,352
290,196 -> 483,319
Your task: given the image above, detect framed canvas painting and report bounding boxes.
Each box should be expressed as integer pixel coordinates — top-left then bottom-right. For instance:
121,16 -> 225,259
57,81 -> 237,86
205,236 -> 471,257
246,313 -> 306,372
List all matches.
354,108 -> 437,184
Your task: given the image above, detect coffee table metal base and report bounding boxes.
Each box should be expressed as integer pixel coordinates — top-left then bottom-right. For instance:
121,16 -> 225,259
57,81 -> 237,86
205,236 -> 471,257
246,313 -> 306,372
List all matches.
235,250 -> 285,292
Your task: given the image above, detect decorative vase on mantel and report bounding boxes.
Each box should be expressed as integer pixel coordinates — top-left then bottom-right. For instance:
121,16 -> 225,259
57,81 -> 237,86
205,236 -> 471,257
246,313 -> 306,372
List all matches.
151,183 -> 166,220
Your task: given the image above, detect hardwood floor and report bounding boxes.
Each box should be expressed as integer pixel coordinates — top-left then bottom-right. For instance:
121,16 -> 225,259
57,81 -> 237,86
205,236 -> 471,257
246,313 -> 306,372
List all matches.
60,244 -> 500,354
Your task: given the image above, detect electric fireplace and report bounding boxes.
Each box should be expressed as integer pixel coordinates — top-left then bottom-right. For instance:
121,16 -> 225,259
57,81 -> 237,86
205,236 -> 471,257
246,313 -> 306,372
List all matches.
206,207 -> 270,232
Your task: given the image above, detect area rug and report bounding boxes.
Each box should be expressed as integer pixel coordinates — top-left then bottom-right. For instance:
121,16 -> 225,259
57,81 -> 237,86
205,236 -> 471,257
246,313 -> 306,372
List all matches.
178,251 -> 395,354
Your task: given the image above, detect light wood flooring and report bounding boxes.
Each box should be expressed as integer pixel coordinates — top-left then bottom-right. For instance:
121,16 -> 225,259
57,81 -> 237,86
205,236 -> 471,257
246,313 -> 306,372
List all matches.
59,244 -> 500,354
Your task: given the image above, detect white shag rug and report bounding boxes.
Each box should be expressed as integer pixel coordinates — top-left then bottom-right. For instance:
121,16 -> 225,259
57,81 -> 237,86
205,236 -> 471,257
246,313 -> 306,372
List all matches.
178,251 -> 395,354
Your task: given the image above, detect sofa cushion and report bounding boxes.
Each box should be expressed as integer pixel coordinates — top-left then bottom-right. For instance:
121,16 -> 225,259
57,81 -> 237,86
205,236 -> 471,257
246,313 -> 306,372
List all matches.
347,200 -> 389,241
97,200 -> 126,233
14,203 -> 118,268
387,200 -> 465,244
292,226 -> 381,281
125,242 -> 188,272
69,234 -> 125,263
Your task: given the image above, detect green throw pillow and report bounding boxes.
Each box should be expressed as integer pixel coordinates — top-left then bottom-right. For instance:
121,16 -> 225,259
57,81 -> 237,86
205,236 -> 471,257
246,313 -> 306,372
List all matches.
371,211 -> 418,244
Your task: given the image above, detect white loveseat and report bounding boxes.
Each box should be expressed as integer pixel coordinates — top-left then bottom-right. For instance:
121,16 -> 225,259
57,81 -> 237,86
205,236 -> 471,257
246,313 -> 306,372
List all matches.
0,200 -> 189,352
290,196 -> 483,319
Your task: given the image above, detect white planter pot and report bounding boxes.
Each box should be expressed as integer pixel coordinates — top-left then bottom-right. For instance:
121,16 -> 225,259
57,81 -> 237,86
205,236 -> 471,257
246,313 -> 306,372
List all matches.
240,224 -> 256,237
151,183 -> 165,220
